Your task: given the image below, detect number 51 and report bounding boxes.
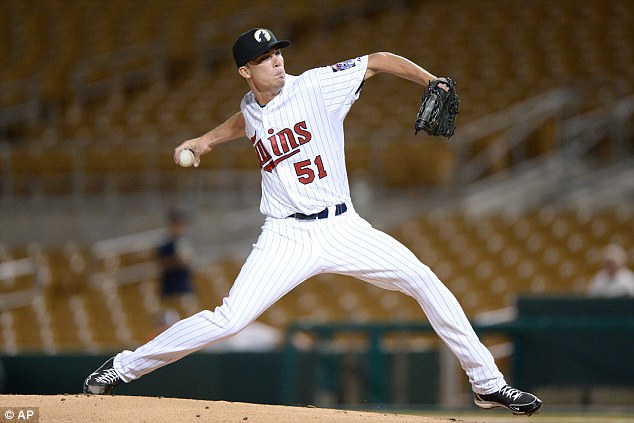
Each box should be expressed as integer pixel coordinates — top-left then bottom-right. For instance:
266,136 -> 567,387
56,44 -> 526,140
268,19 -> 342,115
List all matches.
293,155 -> 327,185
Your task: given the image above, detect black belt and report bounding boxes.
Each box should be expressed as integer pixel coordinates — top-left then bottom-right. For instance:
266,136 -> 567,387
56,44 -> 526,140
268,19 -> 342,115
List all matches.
288,203 -> 348,220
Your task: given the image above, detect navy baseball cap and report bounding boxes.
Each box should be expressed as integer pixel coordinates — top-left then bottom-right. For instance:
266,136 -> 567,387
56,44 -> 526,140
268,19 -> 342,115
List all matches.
232,28 -> 290,67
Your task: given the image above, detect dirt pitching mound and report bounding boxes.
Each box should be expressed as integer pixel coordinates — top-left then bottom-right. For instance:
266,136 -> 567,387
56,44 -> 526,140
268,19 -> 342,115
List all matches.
0,395 -> 478,423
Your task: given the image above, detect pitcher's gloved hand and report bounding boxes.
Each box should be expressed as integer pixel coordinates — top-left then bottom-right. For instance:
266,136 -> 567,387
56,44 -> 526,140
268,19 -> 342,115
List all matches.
414,77 -> 459,138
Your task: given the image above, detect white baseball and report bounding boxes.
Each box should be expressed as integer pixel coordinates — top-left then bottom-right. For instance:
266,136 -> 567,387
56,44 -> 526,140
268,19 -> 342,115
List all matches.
178,149 -> 195,167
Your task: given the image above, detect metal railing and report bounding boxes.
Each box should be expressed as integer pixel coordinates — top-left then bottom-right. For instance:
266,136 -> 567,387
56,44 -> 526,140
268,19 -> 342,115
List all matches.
453,92 -> 634,214
0,257 -> 42,311
282,315 -> 634,407
89,228 -> 166,288
452,88 -> 579,186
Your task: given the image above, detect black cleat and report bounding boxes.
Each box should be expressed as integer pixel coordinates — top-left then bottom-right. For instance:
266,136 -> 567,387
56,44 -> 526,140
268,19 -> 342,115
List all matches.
83,357 -> 122,394
474,385 -> 542,416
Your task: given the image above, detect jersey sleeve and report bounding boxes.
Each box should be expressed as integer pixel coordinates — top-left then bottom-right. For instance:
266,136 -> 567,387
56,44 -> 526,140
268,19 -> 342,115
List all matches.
317,55 -> 368,114
239,92 -> 258,138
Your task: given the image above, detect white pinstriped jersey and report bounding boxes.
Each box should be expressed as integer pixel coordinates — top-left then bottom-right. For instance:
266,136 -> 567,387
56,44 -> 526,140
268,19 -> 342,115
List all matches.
241,55 -> 368,218
110,51 -> 508,397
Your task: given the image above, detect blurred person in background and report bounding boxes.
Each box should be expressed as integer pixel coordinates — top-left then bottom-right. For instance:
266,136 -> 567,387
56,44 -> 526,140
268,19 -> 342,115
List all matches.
156,208 -> 197,316
586,243 -> 634,297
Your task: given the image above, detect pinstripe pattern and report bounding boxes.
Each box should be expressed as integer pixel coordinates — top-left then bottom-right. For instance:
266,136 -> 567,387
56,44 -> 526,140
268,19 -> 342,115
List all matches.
116,210 -> 505,393
116,217 -> 323,381
242,56 -> 368,218
113,54 -> 507,395
318,211 -> 505,392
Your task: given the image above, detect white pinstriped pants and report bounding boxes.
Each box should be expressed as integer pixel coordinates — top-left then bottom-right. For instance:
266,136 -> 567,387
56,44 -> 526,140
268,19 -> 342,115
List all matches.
114,206 -> 506,394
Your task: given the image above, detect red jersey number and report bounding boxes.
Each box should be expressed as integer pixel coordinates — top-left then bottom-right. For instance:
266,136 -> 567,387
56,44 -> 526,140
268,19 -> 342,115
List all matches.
294,155 -> 328,185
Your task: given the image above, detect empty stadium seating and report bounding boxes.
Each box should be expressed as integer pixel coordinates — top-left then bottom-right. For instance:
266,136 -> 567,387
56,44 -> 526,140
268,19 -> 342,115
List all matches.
1,0 -> 632,198
1,0 -> 633,354
1,206 -> 632,353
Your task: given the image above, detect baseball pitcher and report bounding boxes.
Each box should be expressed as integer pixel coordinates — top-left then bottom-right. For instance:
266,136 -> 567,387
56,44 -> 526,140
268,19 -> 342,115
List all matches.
84,28 -> 541,416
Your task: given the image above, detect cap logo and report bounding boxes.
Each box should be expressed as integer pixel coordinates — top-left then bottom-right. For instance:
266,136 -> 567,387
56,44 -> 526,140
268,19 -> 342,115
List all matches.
254,29 -> 271,43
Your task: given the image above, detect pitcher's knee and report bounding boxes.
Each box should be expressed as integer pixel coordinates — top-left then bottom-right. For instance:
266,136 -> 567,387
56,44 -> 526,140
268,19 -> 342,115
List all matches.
396,266 -> 445,294
198,307 -> 251,338
196,309 -> 214,320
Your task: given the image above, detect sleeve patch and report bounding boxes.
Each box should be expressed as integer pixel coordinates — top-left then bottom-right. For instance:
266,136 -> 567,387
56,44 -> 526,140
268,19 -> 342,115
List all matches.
331,59 -> 357,72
